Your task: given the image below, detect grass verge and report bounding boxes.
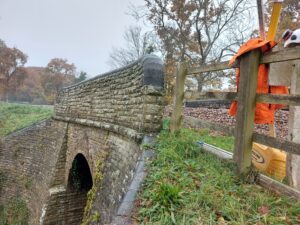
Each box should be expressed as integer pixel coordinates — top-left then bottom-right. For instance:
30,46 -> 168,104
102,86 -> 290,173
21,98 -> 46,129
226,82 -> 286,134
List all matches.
0,102 -> 53,137
137,128 -> 300,225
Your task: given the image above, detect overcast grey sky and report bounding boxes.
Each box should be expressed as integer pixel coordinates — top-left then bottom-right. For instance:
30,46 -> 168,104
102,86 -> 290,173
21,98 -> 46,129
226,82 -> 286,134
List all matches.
0,0 -> 144,77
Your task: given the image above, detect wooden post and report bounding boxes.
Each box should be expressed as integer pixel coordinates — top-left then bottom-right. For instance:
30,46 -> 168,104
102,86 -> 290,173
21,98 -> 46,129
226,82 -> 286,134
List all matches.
170,62 -> 188,133
233,49 -> 261,175
286,60 -> 300,190
269,123 -> 276,137
257,0 -> 265,39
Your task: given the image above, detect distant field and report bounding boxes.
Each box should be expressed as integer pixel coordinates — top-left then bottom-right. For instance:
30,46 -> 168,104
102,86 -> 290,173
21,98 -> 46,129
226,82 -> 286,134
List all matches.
0,102 -> 54,137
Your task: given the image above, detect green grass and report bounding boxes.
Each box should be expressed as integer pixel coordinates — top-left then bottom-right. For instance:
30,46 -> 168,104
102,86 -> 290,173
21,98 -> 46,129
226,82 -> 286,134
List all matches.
0,102 -> 53,137
164,118 -> 234,152
137,128 -> 300,225
196,129 -> 234,152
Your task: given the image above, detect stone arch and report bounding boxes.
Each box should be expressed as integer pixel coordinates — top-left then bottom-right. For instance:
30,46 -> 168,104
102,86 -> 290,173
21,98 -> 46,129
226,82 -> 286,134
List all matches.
43,153 -> 94,225
67,153 -> 93,192
62,153 -> 93,224
63,127 -> 96,188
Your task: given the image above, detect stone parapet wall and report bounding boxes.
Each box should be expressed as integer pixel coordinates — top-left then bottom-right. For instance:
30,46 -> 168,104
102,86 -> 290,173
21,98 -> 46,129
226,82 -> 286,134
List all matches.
54,55 -> 164,133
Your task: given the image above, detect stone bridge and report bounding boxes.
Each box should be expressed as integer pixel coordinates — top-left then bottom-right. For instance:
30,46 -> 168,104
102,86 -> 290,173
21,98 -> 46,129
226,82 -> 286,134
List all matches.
0,55 -> 164,225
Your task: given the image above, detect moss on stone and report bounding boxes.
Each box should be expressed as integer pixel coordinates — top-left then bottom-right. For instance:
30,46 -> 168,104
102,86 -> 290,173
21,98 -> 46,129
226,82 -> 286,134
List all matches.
0,171 -> 6,193
91,212 -> 101,223
81,151 -> 108,225
0,197 -> 29,225
23,176 -> 32,190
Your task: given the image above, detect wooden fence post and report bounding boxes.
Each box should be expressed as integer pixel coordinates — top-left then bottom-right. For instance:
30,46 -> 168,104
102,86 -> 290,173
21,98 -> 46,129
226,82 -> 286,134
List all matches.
287,60 -> 300,190
233,49 -> 261,175
170,62 -> 188,133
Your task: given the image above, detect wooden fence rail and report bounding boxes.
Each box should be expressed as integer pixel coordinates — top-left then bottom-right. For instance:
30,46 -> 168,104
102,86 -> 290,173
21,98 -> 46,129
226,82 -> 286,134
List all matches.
187,47 -> 300,75
256,94 -> 300,105
188,61 -> 231,74
253,133 -> 300,155
185,91 -> 300,106
262,47 -> 300,64
184,116 -> 300,156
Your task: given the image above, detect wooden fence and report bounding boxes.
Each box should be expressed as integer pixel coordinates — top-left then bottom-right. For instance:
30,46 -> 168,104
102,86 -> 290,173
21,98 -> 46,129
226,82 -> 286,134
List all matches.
170,47 -> 300,197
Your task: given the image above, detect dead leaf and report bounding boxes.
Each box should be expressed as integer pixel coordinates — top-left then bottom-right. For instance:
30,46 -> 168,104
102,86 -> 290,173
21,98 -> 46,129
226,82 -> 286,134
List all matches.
257,205 -> 270,215
217,216 -> 225,225
194,180 -> 201,188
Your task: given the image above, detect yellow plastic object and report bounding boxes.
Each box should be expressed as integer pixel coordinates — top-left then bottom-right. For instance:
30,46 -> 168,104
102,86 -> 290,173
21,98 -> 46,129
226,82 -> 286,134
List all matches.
266,1 -> 283,41
252,142 -> 286,180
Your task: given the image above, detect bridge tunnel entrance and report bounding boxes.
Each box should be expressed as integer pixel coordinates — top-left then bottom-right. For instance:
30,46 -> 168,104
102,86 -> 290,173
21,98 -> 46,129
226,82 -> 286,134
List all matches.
68,153 -> 93,192
43,154 -> 94,225
64,153 -> 93,224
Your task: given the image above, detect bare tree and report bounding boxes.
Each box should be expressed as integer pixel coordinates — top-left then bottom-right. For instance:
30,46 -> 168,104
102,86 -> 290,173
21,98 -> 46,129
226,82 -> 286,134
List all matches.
108,26 -> 158,69
142,0 -> 255,93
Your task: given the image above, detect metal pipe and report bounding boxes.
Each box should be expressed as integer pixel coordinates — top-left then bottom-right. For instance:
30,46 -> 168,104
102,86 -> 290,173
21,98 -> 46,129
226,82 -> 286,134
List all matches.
197,141 -> 233,160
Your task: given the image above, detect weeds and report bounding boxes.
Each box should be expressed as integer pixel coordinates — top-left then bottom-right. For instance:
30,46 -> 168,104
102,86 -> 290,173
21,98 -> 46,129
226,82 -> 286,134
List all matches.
154,183 -> 184,209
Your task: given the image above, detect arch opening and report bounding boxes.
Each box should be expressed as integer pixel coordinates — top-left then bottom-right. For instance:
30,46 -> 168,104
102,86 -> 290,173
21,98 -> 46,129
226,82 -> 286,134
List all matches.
68,153 -> 93,192
62,153 -> 93,224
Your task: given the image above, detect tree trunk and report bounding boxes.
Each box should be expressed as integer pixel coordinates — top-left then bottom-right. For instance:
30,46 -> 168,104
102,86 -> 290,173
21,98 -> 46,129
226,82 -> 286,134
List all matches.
4,78 -> 9,102
196,75 -> 204,92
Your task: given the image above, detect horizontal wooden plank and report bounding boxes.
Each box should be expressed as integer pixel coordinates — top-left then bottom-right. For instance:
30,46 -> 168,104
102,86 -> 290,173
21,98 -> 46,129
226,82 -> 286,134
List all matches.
256,94 -> 300,105
252,133 -> 300,155
185,91 -> 237,101
262,47 -> 300,64
187,61 -> 231,74
183,116 -> 235,136
186,92 -> 300,105
258,174 -> 300,201
184,116 -> 300,155
187,47 -> 300,75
